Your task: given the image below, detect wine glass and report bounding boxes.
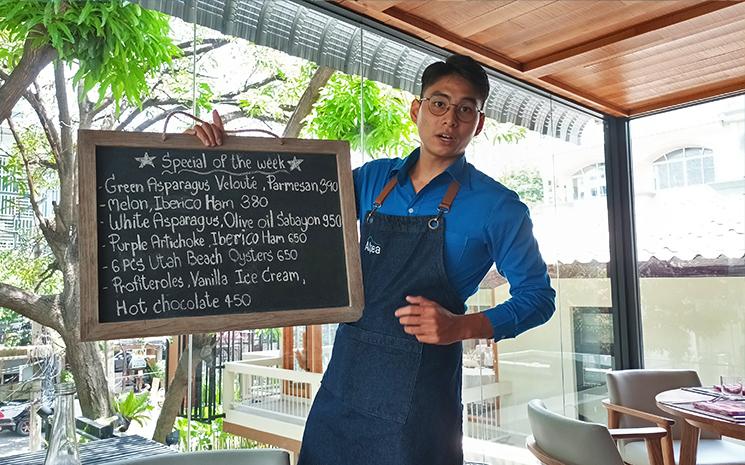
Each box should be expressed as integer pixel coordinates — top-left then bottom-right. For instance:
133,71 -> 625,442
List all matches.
720,375 -> 743,396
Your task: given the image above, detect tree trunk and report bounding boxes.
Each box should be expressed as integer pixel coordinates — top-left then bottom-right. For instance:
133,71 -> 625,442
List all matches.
152,334 -> 215,443
62,332 -> 114,419
0,39 -> 56,122
60,230 -> 113,419
283,66 -> 334,138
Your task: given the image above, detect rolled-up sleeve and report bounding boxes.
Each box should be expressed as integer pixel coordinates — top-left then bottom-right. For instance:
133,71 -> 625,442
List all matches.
482,198 -> 556,341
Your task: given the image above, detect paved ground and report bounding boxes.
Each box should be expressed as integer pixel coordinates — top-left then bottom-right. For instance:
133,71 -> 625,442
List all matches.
0,390 -> 163,460
0,429 -> 30,457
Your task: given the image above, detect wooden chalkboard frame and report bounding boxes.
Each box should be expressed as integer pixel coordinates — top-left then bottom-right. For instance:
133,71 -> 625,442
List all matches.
79,130 -> 363,341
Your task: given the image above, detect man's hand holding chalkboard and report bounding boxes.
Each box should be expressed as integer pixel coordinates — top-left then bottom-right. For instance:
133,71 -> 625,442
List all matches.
186,109 -> 225,147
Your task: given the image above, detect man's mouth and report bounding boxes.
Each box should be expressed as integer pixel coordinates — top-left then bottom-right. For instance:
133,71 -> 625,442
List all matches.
437,133 -> 455,142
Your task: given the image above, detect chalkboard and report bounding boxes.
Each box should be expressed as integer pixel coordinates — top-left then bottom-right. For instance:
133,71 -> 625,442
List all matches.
79,130 -> 363,341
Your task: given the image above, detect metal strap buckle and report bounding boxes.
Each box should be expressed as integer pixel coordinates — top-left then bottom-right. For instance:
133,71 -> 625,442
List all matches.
428,207 -> 448,230
366,203 -> 381,224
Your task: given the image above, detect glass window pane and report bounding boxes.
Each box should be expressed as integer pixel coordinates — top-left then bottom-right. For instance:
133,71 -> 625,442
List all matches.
631,95 -> 745,385
686,157 -> 703,185
669,160 -> 685,187
667,149 -> 684,160
703,155 -> 715,183
655,163 -> 669,189
685,146 -> 702,158
462,107 -> 610,463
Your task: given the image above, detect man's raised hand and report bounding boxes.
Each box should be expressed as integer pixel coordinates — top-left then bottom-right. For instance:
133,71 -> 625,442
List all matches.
185,109 -> 225,146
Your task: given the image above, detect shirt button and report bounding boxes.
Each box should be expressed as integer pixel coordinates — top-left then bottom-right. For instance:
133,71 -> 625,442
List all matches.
408,208 -> 414,214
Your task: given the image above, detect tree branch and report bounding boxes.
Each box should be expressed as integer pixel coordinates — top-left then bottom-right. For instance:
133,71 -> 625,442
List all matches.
0,30 -> 57,122
54,62 -> 73,170
6,118 -> 52,235
77,82 -> 112,130
176,38 -> 231,58
29,81 -> 63,166
39,160 -> 57,170
221,110 -> 248,125
53,61 -> 74,235
103,76 -> 165,127
87,96 -> 114,121
33,260 -> 60,293
0,71 -> 63,166
131,105 -> 188,132
115,99 -> 186,131
115,74 -> 283,131
224,74 -> 282,99
0,283 -> 63,334
283,66 -> 335,138
220,110 -> 286,127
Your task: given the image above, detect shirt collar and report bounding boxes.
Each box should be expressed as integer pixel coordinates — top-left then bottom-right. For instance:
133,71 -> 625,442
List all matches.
391,148 -> 471,189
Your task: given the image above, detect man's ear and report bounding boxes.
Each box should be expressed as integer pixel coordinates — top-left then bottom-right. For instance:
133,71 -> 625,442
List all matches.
410,99 -> 421,123
474,112 -> 485,137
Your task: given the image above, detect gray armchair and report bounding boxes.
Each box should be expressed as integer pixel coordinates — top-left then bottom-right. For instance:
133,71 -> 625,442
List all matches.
605,369 -> 745,465
526,399 -> 666,465
108,449 -> 291,465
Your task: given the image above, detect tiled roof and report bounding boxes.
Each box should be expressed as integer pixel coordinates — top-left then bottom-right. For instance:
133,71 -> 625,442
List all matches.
635,190 -> 744,262
532,187 -> 744,265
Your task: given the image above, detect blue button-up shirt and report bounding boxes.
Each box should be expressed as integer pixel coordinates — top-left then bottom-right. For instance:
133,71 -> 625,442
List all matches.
353,149 -> 555,340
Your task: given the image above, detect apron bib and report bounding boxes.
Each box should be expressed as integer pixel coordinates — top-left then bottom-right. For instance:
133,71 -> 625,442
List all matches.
299,178 -> 466,465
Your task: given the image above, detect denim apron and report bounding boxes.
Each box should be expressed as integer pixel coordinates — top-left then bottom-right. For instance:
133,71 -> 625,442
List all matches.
298,177 -> 466,465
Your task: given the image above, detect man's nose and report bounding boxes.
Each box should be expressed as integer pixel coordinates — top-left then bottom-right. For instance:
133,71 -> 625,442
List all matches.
441,104 -> 458,125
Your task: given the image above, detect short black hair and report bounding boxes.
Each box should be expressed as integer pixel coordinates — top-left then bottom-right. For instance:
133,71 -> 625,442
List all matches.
420,54 -> 490,107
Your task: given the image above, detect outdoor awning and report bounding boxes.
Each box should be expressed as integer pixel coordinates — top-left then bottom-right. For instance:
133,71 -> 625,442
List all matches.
137,0 -> 595,143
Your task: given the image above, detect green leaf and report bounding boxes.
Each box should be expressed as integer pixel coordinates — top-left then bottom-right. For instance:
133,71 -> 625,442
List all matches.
0,0 -> 180,112
498,168 -> 544,204
55,22 -> 74,44
114,390 -> 153,427
306,73 -> 416,159
77,1 -> 94,25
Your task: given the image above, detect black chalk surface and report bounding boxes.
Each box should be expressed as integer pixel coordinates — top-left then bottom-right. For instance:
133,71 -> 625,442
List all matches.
97,146 -> 348,321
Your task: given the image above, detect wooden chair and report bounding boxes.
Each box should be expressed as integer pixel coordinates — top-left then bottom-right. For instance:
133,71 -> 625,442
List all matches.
527,399 -> 666,465
605,369 -> 745,465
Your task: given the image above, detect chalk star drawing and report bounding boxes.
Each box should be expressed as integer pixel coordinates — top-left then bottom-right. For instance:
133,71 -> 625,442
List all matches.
135,152 -> 156,168
288,156 -> 304,171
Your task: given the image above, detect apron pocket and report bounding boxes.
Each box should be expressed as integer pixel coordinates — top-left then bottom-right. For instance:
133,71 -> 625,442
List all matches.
322,324 -> 422,424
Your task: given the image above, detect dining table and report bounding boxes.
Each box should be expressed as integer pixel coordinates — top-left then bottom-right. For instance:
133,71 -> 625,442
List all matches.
0,434 -> 174,465
655,387 -> 745,465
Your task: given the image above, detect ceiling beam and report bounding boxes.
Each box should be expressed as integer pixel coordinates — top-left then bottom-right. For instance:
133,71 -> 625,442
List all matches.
328,0 -> 629,116
339,0 -> 399,13
538,76 -> 628,117
381,6 -> 523,71
629,76 -> 745,116
523,1 -> 739,77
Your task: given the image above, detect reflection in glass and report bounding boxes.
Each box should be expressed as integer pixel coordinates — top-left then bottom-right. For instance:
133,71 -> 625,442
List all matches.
631,95 -> 745,385
463,109 -> 611,463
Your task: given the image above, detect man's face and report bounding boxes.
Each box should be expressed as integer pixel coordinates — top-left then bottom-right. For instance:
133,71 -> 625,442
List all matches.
410,74 -> 485,162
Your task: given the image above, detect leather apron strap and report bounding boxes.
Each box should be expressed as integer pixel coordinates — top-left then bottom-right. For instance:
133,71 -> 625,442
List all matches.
366,177 -> 461,226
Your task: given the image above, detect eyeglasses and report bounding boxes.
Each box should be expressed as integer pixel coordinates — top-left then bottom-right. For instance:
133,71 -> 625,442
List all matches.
419,95 -> 482,123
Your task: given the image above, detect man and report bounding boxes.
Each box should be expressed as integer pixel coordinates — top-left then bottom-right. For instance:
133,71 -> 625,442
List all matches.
192,54 -> 555,465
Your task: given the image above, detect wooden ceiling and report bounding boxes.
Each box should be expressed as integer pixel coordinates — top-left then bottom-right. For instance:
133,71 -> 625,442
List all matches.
330,0 -> 745,117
